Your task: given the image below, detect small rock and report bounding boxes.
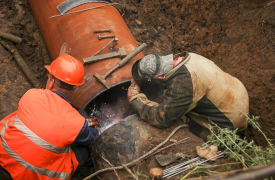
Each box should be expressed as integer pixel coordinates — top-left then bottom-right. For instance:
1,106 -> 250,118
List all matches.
196,145 -> 218,161
135,20 -> 142,25
150,168 -> 163,180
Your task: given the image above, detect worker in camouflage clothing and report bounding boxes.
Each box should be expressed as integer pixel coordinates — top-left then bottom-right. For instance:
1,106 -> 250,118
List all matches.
127,52 -> 249,141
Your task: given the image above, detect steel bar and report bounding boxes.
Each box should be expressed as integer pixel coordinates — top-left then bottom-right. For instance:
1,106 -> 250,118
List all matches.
163,158 -> 204,175
49,3 -> 119,18
94,28 -> 112,33
163,157 -> 201,173
93,38 -> 118,57
163,154 -> 224,176
164,154 -> 224,178
98,34 -> 115,40
163,154 -> 224,175
163,152 -> 224,178
163,151 -> 222,174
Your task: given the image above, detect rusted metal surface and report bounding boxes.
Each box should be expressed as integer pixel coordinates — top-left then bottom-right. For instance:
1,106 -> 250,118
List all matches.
27,0 -> 144,108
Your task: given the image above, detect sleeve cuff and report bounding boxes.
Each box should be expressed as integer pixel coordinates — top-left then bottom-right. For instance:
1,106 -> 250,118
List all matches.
129,93 -> 147,102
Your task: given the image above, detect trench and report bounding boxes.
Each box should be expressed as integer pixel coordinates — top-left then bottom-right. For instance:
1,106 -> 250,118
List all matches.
1,0 -> 273,179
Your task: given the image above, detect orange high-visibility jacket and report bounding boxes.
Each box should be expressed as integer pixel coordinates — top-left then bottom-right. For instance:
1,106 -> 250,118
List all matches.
0,89 -> 85,180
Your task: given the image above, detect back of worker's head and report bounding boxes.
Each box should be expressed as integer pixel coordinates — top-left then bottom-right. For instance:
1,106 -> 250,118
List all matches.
44,54 -> 84,94
132,54 -> 174,81
131,54 -> 173,95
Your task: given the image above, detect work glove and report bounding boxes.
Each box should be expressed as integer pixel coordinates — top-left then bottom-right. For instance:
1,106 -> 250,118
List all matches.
127,78 -> 140,101
87,117 -> 102,135
87,117 -> 100,127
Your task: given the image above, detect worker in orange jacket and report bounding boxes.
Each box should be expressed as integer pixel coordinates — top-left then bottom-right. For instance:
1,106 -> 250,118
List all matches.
0,54 -> 99,179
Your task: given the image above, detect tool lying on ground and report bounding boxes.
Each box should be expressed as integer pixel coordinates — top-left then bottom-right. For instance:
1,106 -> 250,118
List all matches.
87,117 -> 100,127
98,34 -> 115,40
94,43 -> 147,89
83,46 -> 127,65
162,151 -> 224,178
94,28 -> 112,33
155,153 -> 196,166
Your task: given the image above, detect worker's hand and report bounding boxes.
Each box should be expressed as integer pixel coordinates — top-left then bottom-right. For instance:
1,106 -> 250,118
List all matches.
127,78 -> 140,101
87,117 -> 100,127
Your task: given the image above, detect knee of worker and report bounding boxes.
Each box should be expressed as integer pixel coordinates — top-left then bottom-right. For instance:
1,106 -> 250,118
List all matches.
71,145 -> 91,176
187,118 -> 210,142
199,128 -> 211,142
231,115 -> 248,132
188,119 -> 203,137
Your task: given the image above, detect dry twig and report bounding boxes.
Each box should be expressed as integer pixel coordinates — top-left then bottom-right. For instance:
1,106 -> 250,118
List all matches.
102,156 -> 121,180
0,31 -> 22,44
122,165 -> 138,180
168,19 -> 174,34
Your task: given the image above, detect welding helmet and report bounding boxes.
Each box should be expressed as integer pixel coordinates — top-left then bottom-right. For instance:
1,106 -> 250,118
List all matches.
44,54 -> 84,86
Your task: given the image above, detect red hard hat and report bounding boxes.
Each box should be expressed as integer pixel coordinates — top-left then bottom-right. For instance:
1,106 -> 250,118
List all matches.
44,54 -> 84,85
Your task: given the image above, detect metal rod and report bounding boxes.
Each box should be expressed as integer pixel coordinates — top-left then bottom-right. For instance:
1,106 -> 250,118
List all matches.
163,159 -> 203,176
163,152 -> 224,178
163,157 -> 200,173
92,38 -> 118,57
163,151 -> 222,174
163,155 -> 224,175
94,28 -> 112,33
98,34 -> 115,40
49,3 -> 119,18
163,154 -> 224,175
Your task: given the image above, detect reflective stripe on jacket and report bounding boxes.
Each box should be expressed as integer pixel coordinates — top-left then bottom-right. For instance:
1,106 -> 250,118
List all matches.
0,89 -> 85,179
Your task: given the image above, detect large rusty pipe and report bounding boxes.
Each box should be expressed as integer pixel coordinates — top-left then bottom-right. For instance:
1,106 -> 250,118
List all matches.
27,0 -> 144,108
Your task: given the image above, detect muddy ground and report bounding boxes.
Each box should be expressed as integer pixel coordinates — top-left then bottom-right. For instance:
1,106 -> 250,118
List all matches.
0,0 -> 275,179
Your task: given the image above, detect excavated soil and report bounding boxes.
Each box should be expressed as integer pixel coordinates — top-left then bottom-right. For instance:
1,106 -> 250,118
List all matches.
1,0 -> 275,179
